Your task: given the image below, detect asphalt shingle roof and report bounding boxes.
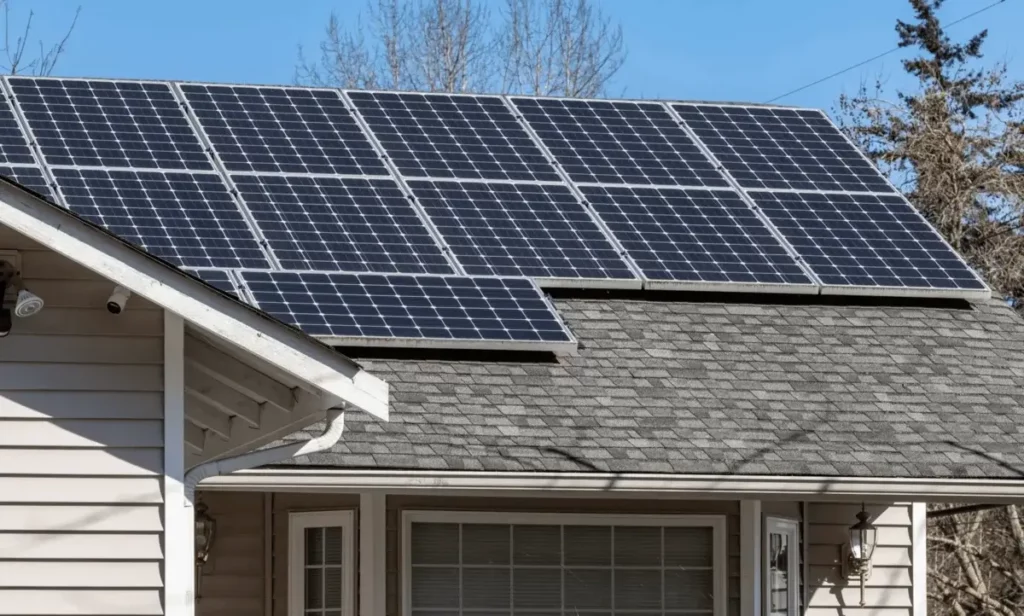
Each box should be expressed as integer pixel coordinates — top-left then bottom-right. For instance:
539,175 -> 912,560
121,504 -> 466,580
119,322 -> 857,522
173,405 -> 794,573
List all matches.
274,295 -> 1024,479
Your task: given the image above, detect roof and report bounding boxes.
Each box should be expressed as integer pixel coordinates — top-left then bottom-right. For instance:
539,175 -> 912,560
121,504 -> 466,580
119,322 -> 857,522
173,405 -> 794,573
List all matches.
272,294 -> 1024,479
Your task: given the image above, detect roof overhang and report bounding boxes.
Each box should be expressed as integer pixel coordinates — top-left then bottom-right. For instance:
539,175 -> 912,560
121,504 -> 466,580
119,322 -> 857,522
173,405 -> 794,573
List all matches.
0,178 -> 388,420
198,469 -> 1024,503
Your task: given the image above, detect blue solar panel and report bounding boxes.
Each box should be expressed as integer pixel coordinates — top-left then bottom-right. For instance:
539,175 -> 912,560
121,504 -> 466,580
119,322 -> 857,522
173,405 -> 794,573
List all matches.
232,174 -> 452,275
511,97 -> 729,188
408,180 -> 635,283
0,165 -> 51,198
185,268 -> 239,296
347,91 -> 561,182
749,191 -> 987,291
580,185 -> 813,288
240,270 -> 574,349
9,78 -> 212,171
180,84 -> 390,176
0,96 -> 37,165
52,168 -> 270,269
674,104 -> 894,193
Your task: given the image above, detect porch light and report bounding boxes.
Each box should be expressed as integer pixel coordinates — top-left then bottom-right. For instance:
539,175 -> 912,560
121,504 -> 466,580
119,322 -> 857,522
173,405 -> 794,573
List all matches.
195,502 -> 217,597
841,507 -> 877,606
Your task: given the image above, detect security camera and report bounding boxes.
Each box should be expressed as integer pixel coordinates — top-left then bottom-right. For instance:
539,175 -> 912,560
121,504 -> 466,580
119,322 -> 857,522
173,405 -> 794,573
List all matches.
107,285 -> 131,314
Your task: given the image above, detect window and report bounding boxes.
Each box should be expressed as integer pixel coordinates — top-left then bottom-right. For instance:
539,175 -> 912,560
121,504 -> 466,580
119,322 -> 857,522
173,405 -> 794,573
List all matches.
763,517 -> 799,616
403,511 -> 727,616
289,510 -> 355,616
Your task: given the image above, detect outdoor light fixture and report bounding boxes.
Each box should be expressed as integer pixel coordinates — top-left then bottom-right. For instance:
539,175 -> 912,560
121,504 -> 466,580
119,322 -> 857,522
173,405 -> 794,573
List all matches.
840,506 -> 877,606
194,501 -> 217,598
0,258 -> 43,337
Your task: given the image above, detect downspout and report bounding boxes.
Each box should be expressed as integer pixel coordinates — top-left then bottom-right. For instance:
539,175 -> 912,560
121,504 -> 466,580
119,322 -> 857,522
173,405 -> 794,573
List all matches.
184,408 -> 346,502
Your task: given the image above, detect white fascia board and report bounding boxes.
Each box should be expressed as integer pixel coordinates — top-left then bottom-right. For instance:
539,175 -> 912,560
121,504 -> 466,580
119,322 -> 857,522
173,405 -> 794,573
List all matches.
0,181 -> 388,420
198,469 -> 1024,502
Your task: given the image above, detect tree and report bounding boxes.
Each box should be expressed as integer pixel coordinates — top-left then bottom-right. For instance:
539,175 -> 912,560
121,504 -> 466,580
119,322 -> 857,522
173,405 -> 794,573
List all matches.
296,0 -> 626,97
0,0 -> 79,76
836,0 -> 1024,310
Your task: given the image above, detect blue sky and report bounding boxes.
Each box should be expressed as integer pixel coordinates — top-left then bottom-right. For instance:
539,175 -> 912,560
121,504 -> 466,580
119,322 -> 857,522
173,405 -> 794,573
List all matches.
14,0 -> 1024,113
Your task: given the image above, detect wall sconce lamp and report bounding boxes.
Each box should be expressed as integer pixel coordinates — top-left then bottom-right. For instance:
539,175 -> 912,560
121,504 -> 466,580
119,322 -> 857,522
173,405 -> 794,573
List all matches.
194,501 -> 217,599
0,260 -> 43,337
840,507 -> 877,606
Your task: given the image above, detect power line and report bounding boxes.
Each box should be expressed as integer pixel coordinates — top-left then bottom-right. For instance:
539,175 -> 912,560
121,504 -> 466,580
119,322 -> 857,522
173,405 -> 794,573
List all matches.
766,0 -> 1010,104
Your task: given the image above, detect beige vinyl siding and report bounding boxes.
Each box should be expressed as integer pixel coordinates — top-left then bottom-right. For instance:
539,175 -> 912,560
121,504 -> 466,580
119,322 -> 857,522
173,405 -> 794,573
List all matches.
0,230 -> 164,615
806,502 -> 916,616
386,496 -> 741,616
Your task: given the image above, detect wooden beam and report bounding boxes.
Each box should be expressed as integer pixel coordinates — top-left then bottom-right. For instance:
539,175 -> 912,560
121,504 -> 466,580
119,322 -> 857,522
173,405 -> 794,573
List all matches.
185,334 -> 296,412
185,365 -> 262,428
185,400 -> 232,441
184,422 -> 205,453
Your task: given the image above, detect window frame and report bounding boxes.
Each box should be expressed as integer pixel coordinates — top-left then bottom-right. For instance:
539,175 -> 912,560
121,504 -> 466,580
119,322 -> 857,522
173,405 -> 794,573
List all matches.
762,516 -> 800,616
401,510 -> 728,616
288,509 -> 357,616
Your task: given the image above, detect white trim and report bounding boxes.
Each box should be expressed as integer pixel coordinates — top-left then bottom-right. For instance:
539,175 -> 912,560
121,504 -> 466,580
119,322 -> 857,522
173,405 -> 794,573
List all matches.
912,502 -> 928,616
200,469 -> 1024,501
741,500 -> 762,616
763,516 -> 800,616
801,502 -> 809,611
288,510 -> 357,616
0,179 -> 389,419
163,312 -> 191,616
401,510 -> 728,616
359,493 -> 386,616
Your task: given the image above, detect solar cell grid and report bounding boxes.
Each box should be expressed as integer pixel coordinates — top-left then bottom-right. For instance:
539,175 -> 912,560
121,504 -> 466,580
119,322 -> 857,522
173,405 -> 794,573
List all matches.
409,179 -> 636,282
185,267 -> 239,296
511,97 -> 729,188
0,97 -> 37,165
180,84 -> 390,176
581,185 -> 813,287
9,78 -> 212,170
674,104 -> 894,193
240,270 -> 574,348
750,191 -> 986,291
0,165 -> 51,198
52,168 -> 270,269
347,91 -> 561,182
232,174 -> 453,275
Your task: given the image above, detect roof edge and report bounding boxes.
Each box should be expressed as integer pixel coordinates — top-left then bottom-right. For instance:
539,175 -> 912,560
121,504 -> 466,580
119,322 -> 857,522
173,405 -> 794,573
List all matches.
0,178 -> 389,420
198,469 -> 1024,502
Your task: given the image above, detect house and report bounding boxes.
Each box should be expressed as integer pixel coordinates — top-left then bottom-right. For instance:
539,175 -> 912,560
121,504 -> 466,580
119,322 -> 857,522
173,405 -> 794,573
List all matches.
0,75 -> 1022,616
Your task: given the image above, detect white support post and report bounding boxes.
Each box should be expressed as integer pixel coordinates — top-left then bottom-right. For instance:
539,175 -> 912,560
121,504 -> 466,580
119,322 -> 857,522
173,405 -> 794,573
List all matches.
164,311 -> 193,616
912,502 -> 928,616
740,500 -> 763,616
359,492 -> 387,616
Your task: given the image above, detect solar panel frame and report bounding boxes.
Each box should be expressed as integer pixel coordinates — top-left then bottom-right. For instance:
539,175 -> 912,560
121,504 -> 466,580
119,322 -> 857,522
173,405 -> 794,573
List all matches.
0,165 -> 52,198
237,269 -> 577,352
0,89 -> 41,166
184,267 -> 241,297
6,76 -> 216,171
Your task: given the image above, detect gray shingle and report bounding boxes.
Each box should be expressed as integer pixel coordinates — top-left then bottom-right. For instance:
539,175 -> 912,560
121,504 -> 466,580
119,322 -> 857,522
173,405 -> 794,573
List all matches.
273,297 -> 1024,479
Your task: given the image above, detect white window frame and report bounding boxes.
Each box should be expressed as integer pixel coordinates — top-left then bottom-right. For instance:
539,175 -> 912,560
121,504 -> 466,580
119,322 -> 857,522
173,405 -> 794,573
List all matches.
763,516 -> 800,616
288,510 -> 356,616
402,510 -> 728,616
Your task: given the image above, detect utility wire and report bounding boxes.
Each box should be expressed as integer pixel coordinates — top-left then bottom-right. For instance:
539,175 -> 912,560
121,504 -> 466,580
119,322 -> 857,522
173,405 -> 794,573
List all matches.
766,0 -> 1010,104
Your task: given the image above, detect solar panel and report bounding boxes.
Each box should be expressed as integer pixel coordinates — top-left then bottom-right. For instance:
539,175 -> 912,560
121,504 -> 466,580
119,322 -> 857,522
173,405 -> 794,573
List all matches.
239,270 -> 575,351
0,165 -> 51,198
510,97 -> 729,188
580,185 -> 814,290
408,179 -> 636,285
347,91 -> 561,182
8,77 -> 212,171
232,174 -> 453,275
749,191 -> 987,293
674,104 -> 894,193
52,168 -> 270,269
185,267 -> 239,296
0,97 -> 37,165
180,84 -> 389,176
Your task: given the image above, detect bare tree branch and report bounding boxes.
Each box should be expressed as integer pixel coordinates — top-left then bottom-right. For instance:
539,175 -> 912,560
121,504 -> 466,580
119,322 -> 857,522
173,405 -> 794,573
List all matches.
0,1 -> 79,76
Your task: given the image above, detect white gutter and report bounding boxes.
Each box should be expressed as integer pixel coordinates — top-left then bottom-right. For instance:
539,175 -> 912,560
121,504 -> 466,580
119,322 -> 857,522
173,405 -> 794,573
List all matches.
184,409 -> 345,502
198,469 -> 1024,502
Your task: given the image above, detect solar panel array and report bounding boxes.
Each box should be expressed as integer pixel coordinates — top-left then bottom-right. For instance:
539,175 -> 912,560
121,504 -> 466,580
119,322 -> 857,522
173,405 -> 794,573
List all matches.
0,76 -> 991,351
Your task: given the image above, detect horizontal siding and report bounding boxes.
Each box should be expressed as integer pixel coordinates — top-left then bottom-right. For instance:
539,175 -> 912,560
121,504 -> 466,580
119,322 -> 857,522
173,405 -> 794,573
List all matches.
0,240 -> 164,615
197,491 -> 267,616
807,502 -> 914,616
